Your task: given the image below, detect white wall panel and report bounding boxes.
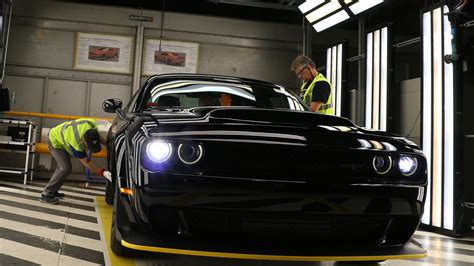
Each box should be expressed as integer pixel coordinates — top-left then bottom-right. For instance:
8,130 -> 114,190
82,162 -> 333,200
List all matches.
13,0 -> 141,28
197,44 -> 296,87
7,26 -> 75,68
3,75 -> 44,113
45,79 -> 88,126
155,11 -> 300,42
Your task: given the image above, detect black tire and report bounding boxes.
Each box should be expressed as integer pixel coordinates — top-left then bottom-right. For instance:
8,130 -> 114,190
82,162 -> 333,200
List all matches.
105,180 -> 114,205
106,141 -> 117,206
110,185 -> 135,256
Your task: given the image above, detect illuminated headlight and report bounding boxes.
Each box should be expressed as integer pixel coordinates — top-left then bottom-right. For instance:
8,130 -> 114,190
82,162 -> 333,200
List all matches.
146,141 -> 172,163
373,155 -> 392,175
178,143 -> 203,164
398,156 -> 418,176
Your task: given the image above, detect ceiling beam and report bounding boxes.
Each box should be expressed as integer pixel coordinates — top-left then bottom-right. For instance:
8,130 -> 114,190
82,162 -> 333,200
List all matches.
209,0 -> 299,11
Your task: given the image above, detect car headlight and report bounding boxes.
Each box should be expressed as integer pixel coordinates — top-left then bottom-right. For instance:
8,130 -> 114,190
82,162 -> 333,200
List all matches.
146,140 -> 172,163
373,155 -> 392,175
178,143 -> 203,164
398,156 -> 418,176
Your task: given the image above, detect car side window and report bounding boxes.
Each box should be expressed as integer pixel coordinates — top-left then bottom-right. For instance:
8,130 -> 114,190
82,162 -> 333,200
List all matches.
124,90 -> 140,113
269,94 -> 291,109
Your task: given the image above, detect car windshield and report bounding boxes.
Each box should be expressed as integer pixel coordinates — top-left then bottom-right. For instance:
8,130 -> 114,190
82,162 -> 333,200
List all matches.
141,79 -> 309,111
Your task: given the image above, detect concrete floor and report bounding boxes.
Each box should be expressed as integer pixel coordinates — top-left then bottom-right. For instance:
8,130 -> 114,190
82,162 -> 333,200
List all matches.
1,176 -> 473,266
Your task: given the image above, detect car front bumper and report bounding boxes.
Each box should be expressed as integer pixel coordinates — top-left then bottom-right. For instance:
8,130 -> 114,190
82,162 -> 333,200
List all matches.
115,173 -> 425,251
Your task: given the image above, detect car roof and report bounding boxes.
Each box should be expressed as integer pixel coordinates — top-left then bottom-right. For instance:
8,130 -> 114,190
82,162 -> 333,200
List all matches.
144,73 -> 278,88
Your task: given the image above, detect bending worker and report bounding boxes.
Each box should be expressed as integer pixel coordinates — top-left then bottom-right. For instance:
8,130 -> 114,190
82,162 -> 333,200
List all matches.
40,118 -> 111,204
291,55 -> 334,115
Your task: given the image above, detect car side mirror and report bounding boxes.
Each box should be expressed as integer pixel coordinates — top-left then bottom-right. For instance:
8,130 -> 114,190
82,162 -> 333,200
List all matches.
103,98 -> 123,113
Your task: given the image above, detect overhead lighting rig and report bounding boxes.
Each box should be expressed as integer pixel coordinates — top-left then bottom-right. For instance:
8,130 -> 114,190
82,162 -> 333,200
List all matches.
421,4 -> 456,233
326,41 -> 347,117
298,0 -> 385,32
365,25 -> 391,131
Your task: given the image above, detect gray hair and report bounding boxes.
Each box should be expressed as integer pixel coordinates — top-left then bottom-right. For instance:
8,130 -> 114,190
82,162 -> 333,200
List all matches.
291,55 -> 315,71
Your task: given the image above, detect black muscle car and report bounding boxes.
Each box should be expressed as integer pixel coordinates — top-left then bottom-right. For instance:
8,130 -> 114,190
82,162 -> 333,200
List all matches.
103,74 -> 427,259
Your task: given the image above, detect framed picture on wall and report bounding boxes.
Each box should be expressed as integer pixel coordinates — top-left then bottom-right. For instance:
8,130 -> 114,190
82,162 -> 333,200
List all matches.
143,39 -> 199,75
74,33 -> 133,74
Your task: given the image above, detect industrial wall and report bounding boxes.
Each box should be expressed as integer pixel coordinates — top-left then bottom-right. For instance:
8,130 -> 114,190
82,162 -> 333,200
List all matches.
462,26 -> 474,225
2,0 -> 301,178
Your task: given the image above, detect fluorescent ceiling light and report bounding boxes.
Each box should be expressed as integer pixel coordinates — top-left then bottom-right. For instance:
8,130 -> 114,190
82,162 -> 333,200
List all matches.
306,1 -> 341,23
326,48 -> 332,82
421,5 -> 456,233
421,11 -> 432,226
326,43 -> 346,117
299,0 -> 385,32
336,43 -> 343,116
298,0 -> 325,14
365,32 -> 373,128
350,0 -> 384,15
313,10 -> 350,32
442,4 -> 454,231
432,6 -> 443,228
380,27 -> 388,131
365,26 -> 389,131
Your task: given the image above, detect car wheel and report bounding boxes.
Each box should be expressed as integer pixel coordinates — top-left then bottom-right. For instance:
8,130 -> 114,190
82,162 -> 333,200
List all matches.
106,143 -> 117,206
110,185 -> 135,256
105,180 -> 114,205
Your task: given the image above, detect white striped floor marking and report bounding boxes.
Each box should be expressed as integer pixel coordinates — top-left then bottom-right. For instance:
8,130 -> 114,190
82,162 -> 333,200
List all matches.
0,238 -> 100,266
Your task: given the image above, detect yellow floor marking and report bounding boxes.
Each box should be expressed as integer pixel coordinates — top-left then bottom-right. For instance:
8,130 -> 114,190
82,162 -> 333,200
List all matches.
96,196 -> 135,266
122,239 -> 427,261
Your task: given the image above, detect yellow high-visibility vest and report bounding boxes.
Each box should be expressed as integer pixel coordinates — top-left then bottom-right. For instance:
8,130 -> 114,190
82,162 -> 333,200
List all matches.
301,73 -> 334,115
49,118 -> 98,154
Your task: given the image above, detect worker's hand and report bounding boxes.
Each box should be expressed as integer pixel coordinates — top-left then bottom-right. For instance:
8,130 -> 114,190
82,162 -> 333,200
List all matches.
98,168 -> 105,176
98,168 -> 112,182
103,171 -> 112,182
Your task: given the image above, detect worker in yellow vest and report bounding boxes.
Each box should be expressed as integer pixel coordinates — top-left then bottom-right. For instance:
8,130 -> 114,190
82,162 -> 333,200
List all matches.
40,118 -> 111,204
291,55 -> 334,115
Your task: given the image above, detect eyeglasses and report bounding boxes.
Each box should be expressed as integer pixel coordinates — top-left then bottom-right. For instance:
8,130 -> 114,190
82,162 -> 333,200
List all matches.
295,65 -> 308,77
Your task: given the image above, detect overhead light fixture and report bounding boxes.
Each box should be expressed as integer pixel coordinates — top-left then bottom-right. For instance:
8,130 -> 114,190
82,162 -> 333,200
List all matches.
298,0 -> 325,14
349,0 -> 384,15
365,25 -> 390,131
306,1 -> 341,23
298,0 -> 385,32
313,10 -> 351,32
421,5 -> 455,233
326,41 -> 347,116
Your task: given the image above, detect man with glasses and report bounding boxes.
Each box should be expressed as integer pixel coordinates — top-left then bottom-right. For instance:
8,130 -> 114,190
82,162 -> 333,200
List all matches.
291,55 -> 334,115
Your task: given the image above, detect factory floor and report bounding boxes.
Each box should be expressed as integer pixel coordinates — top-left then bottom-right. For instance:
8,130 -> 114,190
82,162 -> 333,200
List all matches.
1,176 -> 473,266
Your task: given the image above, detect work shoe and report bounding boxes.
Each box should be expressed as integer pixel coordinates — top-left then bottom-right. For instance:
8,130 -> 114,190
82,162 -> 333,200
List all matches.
50,192 -> 65,199
39,194 -> 59,205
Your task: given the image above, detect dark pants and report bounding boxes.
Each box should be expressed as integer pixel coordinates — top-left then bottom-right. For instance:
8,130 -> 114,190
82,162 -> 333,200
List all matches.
42,139 -> 72,195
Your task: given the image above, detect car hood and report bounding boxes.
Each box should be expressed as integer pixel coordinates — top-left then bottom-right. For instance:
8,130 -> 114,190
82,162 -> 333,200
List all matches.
146,107 -> 353,126
141,107 -> 420,153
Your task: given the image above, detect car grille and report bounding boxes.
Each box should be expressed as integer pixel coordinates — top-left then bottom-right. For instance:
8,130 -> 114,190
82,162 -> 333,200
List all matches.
184,210 -> 390,244
200,143 -> 376,181
148,206 -> 418,247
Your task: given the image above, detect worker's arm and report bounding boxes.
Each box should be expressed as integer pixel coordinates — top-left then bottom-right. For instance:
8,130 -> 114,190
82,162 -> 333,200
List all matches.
79,157 -> 103,176
310,81 -> 330,112
310,101 -> 323,112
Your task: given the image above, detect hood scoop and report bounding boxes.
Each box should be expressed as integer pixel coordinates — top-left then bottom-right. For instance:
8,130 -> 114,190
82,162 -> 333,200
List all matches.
207,108 -> 355,128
